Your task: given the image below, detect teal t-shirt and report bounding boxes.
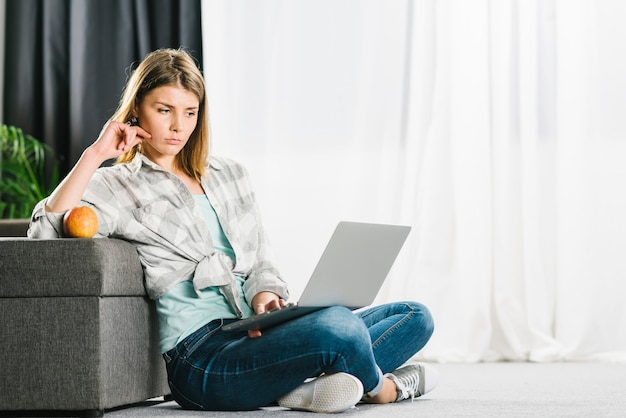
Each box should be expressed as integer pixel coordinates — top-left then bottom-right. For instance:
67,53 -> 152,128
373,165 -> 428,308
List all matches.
156,194 -> 254,353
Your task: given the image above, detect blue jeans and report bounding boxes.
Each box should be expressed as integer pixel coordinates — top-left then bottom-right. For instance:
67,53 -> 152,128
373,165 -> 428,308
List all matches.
163,301 -> 434,411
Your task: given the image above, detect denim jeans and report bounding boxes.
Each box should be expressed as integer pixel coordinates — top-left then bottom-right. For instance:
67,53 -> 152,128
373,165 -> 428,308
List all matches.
163,301 -> 434,411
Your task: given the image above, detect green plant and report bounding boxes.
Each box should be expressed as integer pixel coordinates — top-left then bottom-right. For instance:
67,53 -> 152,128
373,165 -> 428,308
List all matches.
0,124 -> 61,219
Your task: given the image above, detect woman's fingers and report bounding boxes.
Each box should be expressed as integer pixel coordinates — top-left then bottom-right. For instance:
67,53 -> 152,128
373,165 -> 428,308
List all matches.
116,122 -> 150,152
248,329 -> 262,339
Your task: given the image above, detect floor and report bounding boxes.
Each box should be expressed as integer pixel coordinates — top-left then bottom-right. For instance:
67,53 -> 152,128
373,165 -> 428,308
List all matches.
104,362 -> 626,418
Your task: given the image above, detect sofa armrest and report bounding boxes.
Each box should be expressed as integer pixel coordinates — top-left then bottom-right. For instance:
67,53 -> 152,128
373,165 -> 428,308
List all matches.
0,238 -> 146,298
0,219 -> 30,237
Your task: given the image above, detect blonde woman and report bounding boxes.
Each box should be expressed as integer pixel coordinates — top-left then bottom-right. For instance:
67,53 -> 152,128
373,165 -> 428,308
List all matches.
29,48 -> 438,413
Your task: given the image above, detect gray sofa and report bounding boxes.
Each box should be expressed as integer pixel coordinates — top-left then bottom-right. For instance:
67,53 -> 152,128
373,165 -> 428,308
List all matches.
0,219 -> 170,417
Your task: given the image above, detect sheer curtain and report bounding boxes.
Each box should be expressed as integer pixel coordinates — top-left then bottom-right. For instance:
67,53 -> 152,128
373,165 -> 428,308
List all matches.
202,0 -> 626,362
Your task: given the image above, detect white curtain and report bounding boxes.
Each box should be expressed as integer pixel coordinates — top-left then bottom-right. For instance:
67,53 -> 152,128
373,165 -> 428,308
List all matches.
202,0 -> 626,362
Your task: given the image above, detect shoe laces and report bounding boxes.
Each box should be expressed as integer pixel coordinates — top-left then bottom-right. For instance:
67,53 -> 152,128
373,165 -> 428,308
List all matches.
390,370 -> 421,402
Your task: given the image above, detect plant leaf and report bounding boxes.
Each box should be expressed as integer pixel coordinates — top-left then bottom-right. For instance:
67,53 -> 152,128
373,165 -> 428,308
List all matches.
1,123 -> 62,219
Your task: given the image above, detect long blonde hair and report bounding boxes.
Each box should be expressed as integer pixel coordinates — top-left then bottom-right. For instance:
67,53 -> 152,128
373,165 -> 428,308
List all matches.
112,48 -> 209,181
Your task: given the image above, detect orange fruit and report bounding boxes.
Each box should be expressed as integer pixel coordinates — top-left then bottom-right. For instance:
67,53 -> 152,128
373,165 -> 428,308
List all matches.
63,206 -> 99,238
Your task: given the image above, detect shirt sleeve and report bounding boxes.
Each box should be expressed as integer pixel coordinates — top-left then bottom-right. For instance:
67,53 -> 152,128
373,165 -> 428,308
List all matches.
27,199 -> 65,239
27,169 -> 121,239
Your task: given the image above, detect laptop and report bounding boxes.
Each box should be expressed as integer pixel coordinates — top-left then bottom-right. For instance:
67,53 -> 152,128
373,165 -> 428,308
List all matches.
221,221 -> 411,332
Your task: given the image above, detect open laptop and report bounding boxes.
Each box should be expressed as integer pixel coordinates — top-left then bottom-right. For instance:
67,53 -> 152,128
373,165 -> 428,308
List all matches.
221,221 -> 411,332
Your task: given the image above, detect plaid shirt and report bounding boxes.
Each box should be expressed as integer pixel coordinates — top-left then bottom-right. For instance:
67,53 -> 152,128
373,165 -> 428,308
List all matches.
28,154 -> 289,317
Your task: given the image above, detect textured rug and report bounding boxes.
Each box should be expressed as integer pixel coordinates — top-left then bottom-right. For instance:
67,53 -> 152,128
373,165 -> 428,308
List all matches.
103,362 -> 626,418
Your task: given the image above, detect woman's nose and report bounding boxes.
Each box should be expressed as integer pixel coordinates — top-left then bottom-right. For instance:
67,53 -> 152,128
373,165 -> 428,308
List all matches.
171,115 -> 181,132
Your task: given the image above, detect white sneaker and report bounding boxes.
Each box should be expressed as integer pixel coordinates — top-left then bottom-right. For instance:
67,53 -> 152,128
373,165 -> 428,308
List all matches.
277,372 -> 364,413
386,362 -> 439,401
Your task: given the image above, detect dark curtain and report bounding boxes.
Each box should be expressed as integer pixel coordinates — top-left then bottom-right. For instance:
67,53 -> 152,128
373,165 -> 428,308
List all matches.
3,0 -> 203,176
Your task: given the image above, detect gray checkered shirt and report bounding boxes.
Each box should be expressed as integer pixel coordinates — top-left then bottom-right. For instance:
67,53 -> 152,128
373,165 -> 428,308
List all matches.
29,154 -> 289,317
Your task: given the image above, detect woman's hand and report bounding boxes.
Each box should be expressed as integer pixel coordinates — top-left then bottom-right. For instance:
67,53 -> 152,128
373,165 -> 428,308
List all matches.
248,291 -> 285,339
44,121 -> 151,213
89,120 -> 151,162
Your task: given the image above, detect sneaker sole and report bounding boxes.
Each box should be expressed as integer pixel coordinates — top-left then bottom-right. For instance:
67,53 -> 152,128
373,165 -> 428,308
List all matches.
278,372 -> 364,413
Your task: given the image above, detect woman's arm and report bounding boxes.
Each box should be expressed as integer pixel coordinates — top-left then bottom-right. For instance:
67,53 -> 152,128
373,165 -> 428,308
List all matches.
45,121 -> 149,213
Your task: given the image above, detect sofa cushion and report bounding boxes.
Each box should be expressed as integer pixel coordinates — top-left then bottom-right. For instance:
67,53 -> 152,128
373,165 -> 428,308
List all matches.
0,238 -> 146,297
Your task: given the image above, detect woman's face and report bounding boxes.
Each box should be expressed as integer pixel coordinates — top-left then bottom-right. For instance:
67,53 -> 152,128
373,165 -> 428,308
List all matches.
134,84 -> 199,163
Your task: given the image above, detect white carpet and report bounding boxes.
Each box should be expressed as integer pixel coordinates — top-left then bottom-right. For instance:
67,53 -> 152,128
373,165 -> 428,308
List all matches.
106,362 -> 626,417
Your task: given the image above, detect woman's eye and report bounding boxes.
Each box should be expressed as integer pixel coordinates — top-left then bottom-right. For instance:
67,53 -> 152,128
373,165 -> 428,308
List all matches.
159,108 -> 170,114
186,111 -> 197,117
